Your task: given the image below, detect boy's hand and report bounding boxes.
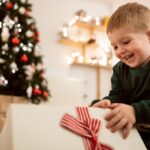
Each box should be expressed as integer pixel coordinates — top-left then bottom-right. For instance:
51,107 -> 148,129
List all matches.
104,103 -> 136,139
92,99 -> 111,108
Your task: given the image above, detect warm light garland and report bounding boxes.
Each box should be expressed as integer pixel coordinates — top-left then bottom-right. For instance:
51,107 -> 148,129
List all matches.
59,10 -> 112,67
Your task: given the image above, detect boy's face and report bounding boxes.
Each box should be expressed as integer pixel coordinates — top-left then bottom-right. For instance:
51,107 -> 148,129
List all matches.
108,25 -> 150,68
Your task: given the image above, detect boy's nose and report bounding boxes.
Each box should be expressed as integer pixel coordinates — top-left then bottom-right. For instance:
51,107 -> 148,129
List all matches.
115,48 -> 126,58
118,48 -> 126,54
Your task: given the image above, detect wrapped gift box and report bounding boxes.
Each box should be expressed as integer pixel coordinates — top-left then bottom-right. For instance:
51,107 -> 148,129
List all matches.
0,95 -> 29,132
0,104 -> 146,150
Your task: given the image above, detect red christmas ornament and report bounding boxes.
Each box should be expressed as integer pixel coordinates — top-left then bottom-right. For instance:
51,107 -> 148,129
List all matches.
33,88 -> 42,95
11,37 -> 20,45
31,34 -> 35,39
20,54 -> 28,62
37,39 -> 40,43
43,91 -> 48,97
25,10 -> 30,16
36,31 -> 40,36
14,29 -> 19,35
6,2 -> 13,9
31,24 -> 36,30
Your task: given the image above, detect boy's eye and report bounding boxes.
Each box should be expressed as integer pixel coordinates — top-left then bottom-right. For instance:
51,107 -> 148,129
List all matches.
113,46 -> 118,50
123,40 -> 130,44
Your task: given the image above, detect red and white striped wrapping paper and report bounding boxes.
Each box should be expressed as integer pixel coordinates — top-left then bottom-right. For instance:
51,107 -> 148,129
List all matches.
60,107 -> 113,150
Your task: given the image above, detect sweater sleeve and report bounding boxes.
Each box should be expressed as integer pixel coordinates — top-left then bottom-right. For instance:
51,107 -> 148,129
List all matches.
90,99 -> 101,106
103,65 -> 124,103
132,100 -> 150,124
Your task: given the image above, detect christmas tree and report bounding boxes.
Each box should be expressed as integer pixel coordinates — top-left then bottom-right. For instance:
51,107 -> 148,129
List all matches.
0,0 -> 50,104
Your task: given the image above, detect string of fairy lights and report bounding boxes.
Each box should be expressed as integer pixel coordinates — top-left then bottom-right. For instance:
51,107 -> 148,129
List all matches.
59,10 -> 112,67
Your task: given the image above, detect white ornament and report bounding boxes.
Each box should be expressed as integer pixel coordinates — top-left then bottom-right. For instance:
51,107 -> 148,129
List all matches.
2,51 -> 6,55
22,45 -> 28,51
19,7 -> 26,15
0,21 -> 2,28
21,0 -> 26,3
2,44 -> 9,51
34,45 -> 42,57
0,75 -> 8,86
16,23 -> 21,28
1,26 -> 10,42
14,17 -> 19,23
35,84 -> 39,89
26,85 -> 33,98
28,42 -> 33,47
27,47 -> 32,52
3,15 -> 15,29
14,3 -> 19,10
18,27 -> 22,32
41,72 -> 46,78
13,46 -> 20,53
20,43 -> 24,47
23,65 -> 35,80
10,62 -> 18,71
26,18 -> 33,25
0,58 -> 5,64
25,30 -> 33,38
42,80 -> 47,87
2,0 -> 7,3
36,63 -> 43,71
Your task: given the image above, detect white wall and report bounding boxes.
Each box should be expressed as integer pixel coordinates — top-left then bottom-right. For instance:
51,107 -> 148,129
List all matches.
30,0 -> 150,104
111,0 -> 150,10
30,0 -> 113,104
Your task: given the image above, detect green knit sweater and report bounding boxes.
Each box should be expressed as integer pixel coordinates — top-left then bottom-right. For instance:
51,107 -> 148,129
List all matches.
96,61 -> 150,125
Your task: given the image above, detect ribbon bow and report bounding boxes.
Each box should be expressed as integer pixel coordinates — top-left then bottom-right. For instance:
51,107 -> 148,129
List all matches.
60,107 -> 113,150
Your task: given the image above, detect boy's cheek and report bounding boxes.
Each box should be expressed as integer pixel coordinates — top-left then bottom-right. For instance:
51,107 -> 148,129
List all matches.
115,53 -> 120,59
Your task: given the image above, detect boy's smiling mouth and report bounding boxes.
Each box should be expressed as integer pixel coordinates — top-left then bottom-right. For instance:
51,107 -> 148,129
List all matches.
123,54 -> 134,60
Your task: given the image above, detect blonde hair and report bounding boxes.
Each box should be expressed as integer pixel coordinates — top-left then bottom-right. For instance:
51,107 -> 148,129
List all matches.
107,3 -> 150,33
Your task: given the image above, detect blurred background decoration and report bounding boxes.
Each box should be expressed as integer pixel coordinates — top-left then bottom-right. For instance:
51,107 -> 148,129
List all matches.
58,10 -> 112,67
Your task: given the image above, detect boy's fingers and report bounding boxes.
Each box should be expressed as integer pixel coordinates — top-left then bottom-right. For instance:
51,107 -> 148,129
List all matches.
93,102 -> 105,108
93,100 -> 111,108
110,118 -> 127,132
88,103 -> 92,107
106,113 -> 122,128
103,101 -> 111,107
122,123 -> 132,139
104,108 -> 120,120
109,103 -> 120,108
92,102 -> 102,107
